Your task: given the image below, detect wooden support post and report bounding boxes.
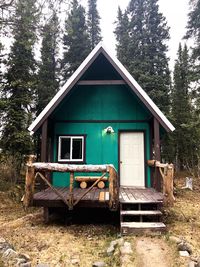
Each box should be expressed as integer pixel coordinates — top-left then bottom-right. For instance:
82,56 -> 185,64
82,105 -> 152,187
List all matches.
69,172 -> 74,210
108,166 -> 119,211
159,164 -> 175,206
41,119 -> 48,162
23,155 -> 36,209
40,120 -> 48,190
43,207 -> 50,223
154,118 -> 161,191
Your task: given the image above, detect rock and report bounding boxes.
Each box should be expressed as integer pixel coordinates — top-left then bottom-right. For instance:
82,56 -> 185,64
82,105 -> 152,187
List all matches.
179,250 -> 190,257
169,235 -> 182,244
92,261 -> 106,267
196,259 -> 200,267
19,262 -> 32,267
188,261 -> 196,267
18,253 -> 31,261
2,248 -> 17,259
120,242 -> 133,255
117,238 -> 124,246
0,242 -> 12,253
71,258 -> 80,265
110,240 -> 118,248
0,238 -> 5,243
107,245 -> 115,256
178,242 -> 193,254
16,257 -> 27,266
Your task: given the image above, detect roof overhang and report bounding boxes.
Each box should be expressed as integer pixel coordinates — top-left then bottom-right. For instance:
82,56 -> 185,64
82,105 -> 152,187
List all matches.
29,42 -> 175,134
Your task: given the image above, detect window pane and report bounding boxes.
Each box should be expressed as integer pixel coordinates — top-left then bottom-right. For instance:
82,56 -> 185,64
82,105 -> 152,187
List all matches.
72,138 -> 82,160
60,138 -> 70,159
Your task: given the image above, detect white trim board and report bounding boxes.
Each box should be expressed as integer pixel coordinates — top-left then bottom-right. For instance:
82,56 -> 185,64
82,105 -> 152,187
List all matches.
29,42 -> 175,134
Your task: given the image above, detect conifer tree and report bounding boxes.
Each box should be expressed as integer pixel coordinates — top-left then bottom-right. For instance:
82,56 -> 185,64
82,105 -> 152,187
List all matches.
37,11 -> 60,115
115,0 -> 170,114
171,44 -> 192,169
115,8 -> 130,69
62,0 -> 90,80
185,0 -> 200,175
87,0 -> 102,49
0,0 -> 38,158
185,0 -> 200,122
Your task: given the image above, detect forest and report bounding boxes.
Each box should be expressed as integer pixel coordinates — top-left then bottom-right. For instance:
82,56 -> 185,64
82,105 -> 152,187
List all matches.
0,0 -> 200,184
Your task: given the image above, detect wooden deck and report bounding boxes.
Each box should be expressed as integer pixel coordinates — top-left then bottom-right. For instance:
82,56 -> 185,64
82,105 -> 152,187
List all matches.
33,187 -> 110,208
32,186 -> 164,208
119,187 -> 164,204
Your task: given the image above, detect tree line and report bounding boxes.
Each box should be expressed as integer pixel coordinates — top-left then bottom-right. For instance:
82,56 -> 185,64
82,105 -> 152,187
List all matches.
0,0 -> 199,178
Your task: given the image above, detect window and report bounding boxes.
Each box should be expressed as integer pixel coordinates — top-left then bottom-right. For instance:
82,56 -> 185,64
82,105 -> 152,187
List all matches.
58,136 -> 84,162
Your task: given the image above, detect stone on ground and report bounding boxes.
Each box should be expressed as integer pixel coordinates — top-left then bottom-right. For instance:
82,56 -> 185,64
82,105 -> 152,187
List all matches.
120,242 -> 133,255
179,250 -> 190,257
92,261 -> 106,267
178,242 -> 193,254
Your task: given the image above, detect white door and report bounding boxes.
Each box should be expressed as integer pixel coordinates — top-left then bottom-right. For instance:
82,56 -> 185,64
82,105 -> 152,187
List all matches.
120,132 -> 145,187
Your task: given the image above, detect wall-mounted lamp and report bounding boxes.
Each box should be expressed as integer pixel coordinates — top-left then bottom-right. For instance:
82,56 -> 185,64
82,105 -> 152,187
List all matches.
104,126 -> 114,134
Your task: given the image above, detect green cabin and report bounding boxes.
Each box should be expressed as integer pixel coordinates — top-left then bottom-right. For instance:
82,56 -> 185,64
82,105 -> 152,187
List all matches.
28,43 -> 175,232
29,43 -> 174,191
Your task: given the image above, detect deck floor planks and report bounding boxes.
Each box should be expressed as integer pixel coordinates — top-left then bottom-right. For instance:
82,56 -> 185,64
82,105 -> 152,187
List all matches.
34,188 -> 52,200
33,186 -> 163,207
126,188 -> 136,201
120,187 -> 164,203
120,188 -> 130,202
94,188 -> 100,200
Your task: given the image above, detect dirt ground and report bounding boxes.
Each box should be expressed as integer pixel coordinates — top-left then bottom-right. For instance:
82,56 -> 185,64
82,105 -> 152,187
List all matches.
0,175 -> 200,266
135,237 -> 173,267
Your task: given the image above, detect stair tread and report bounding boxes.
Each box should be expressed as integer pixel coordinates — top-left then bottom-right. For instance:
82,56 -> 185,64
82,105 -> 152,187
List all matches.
121,222 -> 166,229
121,210 -> 162,216
120,199 -> 163,204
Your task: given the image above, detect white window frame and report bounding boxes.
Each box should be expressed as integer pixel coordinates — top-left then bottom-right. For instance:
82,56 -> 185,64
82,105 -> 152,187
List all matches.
58,136 -> 84,162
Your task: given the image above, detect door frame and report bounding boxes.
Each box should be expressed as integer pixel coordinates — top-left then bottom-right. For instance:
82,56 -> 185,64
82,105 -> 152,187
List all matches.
118,130 -> 147,187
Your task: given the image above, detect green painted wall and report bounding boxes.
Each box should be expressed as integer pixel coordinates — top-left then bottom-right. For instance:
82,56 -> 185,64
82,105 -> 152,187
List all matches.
51,85 -> 152,187
52,85 -> 151,121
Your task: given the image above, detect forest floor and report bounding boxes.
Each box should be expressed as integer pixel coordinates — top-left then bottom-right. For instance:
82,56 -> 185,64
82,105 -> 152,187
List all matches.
0,174 -> 199,267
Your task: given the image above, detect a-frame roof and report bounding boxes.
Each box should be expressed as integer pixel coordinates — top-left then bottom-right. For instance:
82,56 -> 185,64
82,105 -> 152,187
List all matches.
29,42 -> 175,134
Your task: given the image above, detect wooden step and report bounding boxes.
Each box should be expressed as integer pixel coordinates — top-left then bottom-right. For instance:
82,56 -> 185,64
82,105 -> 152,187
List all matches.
121,222 -> 166,235
121,210 -> 162,216
120,199 -> 163,204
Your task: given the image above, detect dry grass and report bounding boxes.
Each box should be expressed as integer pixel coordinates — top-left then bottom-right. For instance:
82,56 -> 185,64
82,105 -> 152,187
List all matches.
1,173 -> 200,266
163,173 -> 200,266
0,194 -> 121,267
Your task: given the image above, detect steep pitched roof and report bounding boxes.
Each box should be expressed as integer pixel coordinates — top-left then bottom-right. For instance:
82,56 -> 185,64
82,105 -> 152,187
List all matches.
29,42 -> 175,133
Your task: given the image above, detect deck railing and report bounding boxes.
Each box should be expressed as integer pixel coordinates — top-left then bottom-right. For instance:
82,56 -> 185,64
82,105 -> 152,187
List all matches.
23,155 -> 119,211
147,160 -> 175,206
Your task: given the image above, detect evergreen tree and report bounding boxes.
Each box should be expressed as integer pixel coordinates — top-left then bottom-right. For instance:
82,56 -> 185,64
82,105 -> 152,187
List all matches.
37,11 -> 60,115
87,0 -> 102,49
186,0 -> 200,62
185,0 -> 200,175
0,0 -> 38,158
115,8 -> 130,69
171,44 -> 192,169
62,0 -> 90,80
115,0 -> 170,114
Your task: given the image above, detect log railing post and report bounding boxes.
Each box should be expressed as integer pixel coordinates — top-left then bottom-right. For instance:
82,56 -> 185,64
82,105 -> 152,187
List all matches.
154,118 -> 161,191
159,163 -> 175,206
108,166 -> 119,211
23,155 -> 36,209
69,172 -> 74,210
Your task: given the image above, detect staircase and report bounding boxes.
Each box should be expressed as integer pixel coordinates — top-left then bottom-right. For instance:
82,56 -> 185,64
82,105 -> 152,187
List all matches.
119,187 -> 166,235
